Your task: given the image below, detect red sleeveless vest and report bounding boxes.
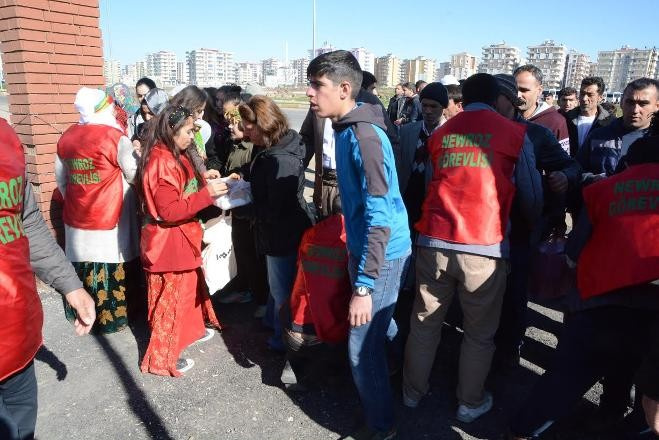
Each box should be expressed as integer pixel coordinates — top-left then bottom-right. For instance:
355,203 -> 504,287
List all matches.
290,214 -> 352,343
0,118 -> 43,381
415,110 -> 526,245
57,124 -> 125,229
578,163 -> 659,299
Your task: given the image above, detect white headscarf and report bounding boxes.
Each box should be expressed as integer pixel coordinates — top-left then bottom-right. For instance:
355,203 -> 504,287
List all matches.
74,87 -> 121,130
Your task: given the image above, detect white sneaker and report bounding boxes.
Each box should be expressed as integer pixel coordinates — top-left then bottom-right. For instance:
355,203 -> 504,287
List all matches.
402,391 -> 420,408
176,358 -> 195,374
456,392 -> 493,423
196,328 -> 214,343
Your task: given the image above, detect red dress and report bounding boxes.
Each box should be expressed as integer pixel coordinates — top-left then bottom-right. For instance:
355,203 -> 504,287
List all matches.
139,145 -> 221,377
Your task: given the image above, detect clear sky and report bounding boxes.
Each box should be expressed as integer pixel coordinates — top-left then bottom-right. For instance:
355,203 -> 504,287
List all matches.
99,0 -> 659,65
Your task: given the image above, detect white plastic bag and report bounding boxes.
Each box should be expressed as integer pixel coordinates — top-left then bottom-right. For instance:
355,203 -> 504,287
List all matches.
201,214 -> 237,294
212,177 -> 253,210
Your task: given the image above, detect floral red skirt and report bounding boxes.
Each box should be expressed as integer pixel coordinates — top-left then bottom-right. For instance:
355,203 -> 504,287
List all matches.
140,268 -> 221,377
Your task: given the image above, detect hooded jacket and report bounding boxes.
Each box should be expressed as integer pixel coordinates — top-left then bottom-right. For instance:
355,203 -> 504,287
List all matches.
250,129 -> 314,256
565,104 -> 615,157
528,102 -> 570,153
333,103 -> 411,289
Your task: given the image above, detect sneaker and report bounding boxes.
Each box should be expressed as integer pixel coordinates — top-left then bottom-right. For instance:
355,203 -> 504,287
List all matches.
456,392 -> 493,423
218,290 -> 253,304
176,358 -> 195,374
344,425 -> 397,440
253,304 -> 267,318
196,328 -> 214,343
402,390 -> 420,408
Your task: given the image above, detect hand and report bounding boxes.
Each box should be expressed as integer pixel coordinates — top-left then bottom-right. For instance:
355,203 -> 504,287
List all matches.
203,169 -> 220,179
132,140 -> 142,157
394,118 -> 403,126
348,294 -> 372,327
643,395 -> 659,435
206,179 -> 229,198
547,171 -> 568,193
226,173 -> 241,181
64,288 -> 95,335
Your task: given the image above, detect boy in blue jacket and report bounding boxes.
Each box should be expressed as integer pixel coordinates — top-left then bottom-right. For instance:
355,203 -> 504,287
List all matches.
306,50 -> 411,440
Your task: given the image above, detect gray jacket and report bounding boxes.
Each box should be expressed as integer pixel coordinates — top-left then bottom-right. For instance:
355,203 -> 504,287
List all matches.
23,181 -> 82,295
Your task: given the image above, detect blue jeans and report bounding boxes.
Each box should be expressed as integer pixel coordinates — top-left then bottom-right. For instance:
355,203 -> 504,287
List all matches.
348,252 -> 410,431
0,361 -> 37,440
265,254 -> 298,351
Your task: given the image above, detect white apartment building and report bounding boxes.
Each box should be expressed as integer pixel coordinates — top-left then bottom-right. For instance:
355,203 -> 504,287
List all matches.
186,48 -> 235,87
563,50 -> 590,89
450,52 -> 478,79
176,62 -> 188,85
103,59 -> 121,85
350,47 -> 375,74
146,51 -> 177,87
479,43 -> 522,75
435,62 -> 451,82
236,62 -> 262,85
292,57 -> 309,87
311,41 -> 337,59
526,40 -> 567,90
596,46 -> 658,92
374,54 -> 400,87
401,57 -> 436,84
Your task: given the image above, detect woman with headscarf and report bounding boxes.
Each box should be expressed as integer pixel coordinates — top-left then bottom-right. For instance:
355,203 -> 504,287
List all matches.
132,88 -> 170,155
106,83 -> 139,136
55,87 -> 141,333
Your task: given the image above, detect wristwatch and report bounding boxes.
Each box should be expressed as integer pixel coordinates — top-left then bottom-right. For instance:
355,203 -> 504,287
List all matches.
354,286 -> 373,297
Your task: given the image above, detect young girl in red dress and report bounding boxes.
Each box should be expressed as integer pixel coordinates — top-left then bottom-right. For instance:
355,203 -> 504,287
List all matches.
136,105 -> 228,376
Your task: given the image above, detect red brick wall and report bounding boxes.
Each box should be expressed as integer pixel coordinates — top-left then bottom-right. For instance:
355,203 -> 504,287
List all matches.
0,0 -> 104,235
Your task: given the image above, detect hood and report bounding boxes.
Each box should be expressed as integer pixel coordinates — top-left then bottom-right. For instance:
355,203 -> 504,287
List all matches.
529,101 -> 553,120
267,129 -> 305,159
333,103 -> 388,133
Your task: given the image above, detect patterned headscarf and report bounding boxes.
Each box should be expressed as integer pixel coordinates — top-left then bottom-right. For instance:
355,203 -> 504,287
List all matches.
106,83 -> 139,114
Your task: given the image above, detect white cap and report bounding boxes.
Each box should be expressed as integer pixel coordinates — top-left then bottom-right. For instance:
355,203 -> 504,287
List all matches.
440,75 -> 460,86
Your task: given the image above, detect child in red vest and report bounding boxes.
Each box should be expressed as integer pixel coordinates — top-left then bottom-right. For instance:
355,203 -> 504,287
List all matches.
137,105 -> 228,376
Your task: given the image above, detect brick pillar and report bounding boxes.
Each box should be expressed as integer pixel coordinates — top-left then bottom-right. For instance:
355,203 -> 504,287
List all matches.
0,0 -> 104,235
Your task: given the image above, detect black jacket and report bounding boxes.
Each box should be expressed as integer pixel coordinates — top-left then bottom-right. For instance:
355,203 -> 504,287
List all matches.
565,105 -> 615,157
249,130 -> 314,255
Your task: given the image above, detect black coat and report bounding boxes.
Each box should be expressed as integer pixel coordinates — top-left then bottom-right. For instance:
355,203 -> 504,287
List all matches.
249,130 -> 314,256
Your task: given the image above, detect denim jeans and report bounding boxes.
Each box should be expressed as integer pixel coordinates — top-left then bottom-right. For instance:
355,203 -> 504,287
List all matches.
347,252 -> 410,432
265,253 -> 298,351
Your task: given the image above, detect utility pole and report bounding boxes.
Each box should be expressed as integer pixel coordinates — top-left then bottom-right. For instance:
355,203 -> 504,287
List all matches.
312,0 -> 316,59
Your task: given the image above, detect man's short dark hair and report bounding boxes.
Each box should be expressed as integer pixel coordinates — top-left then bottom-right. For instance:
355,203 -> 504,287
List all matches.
445,84 -> 462,103
558,87 -> 577,98
513,64 -> 543,85
307,50 -> 363,99
217,84 -> 242,107
462,73 -> 499,106
622,77 -> 659,98
136,77 -> 157,90
415,80 -> 427,90
581,76 -> 606,95
401,82 -> 414,91
361,71 -> 377,90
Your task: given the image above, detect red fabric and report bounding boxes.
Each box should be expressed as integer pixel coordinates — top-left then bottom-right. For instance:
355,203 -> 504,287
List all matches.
140,146 -> 213,273
578,163 -> 659,299
290,215 -> 352,343
57,124 -> 125,229
416,110 -> 526,245
114,106 -> 129,135
0,118 -> 43,381
140,269 -> 221,377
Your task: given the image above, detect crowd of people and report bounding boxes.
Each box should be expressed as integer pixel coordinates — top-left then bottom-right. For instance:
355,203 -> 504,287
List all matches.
0,48 -> 657,440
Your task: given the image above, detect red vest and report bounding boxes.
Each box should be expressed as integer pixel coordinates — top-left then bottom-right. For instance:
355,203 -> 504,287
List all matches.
415,110 -> 526,245
290,214 -> 352,343
57,124 -> 125,229
0,118 -> 43,381
578,163 -> 659,299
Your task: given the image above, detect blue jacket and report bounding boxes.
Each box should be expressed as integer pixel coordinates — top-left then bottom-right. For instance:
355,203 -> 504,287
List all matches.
333,103 -> 411,289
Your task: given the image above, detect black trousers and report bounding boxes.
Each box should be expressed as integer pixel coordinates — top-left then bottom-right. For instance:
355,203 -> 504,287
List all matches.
0,361 -> 37,440
511,306 -> 656,437
224,216 -> 269,305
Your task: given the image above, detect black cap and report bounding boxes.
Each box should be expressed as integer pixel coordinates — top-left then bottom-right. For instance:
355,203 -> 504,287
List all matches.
419,82 -> 449,108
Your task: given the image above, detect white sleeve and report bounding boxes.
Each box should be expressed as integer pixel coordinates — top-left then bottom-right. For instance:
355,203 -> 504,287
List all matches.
55,155 -> 67,196
117,136 -> 138,184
